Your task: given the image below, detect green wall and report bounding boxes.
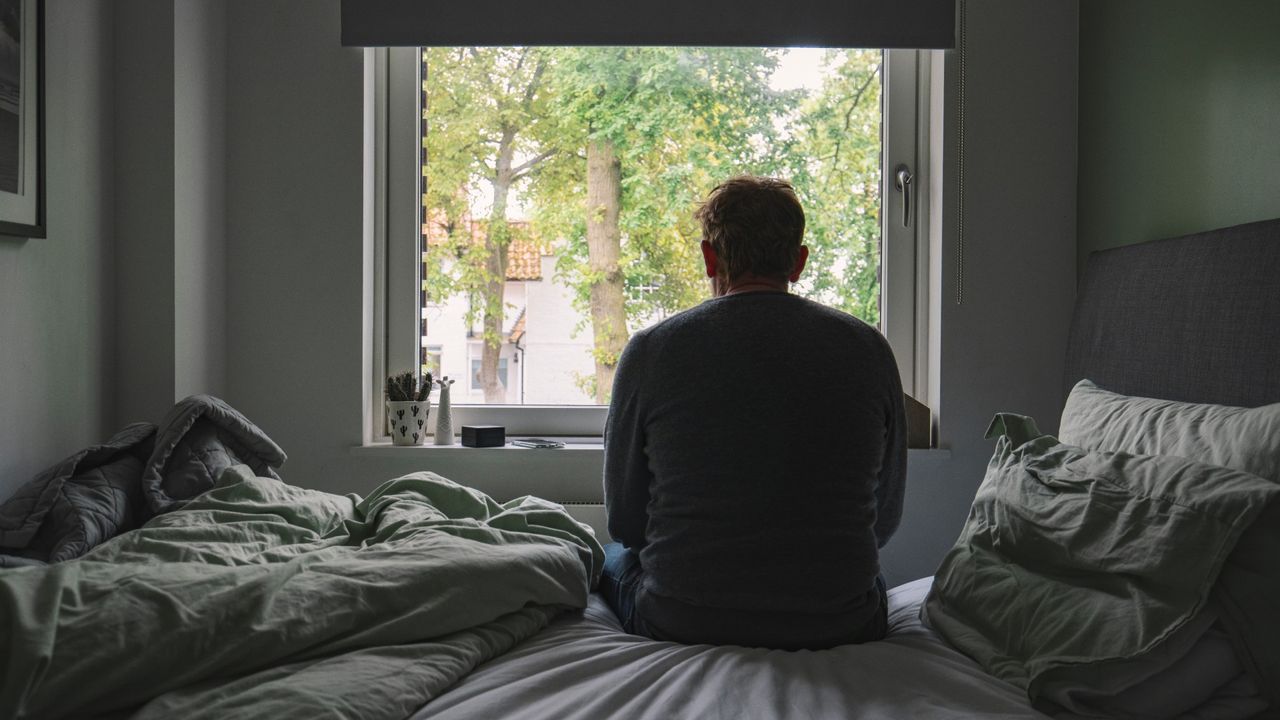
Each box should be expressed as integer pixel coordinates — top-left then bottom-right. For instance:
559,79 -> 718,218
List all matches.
1078,0 -> 1280,268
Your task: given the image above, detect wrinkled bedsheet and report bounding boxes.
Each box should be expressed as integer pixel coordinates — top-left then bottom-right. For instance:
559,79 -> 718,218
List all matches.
0,467 -> 603,719
417,578 -> 1050,720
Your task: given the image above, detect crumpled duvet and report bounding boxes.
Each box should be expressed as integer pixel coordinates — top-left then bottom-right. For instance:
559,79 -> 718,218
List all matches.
142,394 -> 286,514
0,423 -> 156,567
0,467 -> 603,720
0,395 -> 285,566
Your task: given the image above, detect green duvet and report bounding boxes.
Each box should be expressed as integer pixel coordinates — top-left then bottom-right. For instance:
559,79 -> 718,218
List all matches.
925,414 -> 1280,715
0,466 -> 603,719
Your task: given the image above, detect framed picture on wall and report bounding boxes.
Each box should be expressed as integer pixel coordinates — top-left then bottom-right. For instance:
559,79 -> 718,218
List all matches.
0,0 -> 42,239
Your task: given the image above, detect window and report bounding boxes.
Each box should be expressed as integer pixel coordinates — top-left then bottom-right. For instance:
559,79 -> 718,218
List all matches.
378,47 -> 930,437
469,355 -> 509,393
422,345 -> 442,380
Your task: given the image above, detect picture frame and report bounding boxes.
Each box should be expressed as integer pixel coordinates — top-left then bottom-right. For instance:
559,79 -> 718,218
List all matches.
0,0 -> 43,239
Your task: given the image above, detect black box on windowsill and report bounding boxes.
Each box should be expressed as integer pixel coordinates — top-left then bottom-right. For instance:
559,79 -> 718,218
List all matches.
461,425 -> 505,448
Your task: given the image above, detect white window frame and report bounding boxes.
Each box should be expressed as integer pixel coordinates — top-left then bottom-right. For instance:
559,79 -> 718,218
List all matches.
373,47 -> 933,440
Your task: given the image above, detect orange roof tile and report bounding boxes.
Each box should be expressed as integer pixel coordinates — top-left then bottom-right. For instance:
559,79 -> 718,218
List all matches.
507,307 -> 527,344
505,239 -> 543,281
422,212 -> 545,282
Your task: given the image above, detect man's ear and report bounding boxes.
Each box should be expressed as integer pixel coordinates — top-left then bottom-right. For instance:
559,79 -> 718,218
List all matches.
788,246 -> 809,283
700,240 -> 718,278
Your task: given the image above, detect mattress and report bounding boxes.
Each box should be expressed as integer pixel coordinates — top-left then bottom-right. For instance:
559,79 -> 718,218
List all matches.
415,577 -> 1048,719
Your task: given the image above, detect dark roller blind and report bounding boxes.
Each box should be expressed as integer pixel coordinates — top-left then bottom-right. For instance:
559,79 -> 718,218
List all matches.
341,0 -> 956,48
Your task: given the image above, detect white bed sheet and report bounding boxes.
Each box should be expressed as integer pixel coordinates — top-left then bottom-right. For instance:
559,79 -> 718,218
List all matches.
414,577 -> 1049,719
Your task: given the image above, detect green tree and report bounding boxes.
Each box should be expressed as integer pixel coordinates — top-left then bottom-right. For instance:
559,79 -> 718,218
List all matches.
422,47 -> 560,402
422,47 -> 886,405
786,50 -> 883,324
528,47 -> 795,402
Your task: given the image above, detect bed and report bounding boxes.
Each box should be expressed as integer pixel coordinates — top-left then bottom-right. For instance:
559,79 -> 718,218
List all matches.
2,219 -> 1277,719
415,579 -> 1046,719
416,218 -> 1280,720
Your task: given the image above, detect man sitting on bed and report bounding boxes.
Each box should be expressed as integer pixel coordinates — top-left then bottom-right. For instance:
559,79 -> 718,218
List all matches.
601,175 -> 908,650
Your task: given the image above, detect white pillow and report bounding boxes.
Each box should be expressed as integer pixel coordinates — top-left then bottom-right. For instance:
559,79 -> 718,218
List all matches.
1059,380 -> 1280,482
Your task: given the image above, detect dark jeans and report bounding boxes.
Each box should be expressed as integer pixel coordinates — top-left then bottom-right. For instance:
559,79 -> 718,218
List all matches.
598,542 -> 650,636
598,542 -> 889,646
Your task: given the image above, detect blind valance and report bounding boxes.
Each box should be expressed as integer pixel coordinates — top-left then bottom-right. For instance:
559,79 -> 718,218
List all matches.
341,0 -> 956,49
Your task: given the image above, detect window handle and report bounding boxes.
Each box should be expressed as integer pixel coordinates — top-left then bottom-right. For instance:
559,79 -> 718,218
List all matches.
896,165 -> 916,226
894,164 -> 913,228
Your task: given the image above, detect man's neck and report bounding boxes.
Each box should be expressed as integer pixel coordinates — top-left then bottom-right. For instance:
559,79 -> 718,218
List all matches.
718,274 -> 790,297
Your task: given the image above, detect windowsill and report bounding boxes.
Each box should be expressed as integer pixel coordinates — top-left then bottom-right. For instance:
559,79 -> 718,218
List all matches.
346,443 -> 951,505
351,442 -> 950,460
351,438 -> 605,456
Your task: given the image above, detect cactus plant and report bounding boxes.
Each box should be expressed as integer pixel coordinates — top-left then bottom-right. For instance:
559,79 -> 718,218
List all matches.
384,371 -> 433,402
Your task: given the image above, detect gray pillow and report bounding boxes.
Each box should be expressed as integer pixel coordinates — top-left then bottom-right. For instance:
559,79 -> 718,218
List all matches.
1060,380 -> 1280,483
925,413 -> 1280,716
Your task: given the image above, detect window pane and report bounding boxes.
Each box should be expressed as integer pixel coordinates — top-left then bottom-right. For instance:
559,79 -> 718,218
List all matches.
420,47 -> 883,406
469,355 -> 509,392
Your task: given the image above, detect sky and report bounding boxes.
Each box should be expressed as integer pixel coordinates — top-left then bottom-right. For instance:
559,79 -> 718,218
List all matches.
769,48 -> 831,91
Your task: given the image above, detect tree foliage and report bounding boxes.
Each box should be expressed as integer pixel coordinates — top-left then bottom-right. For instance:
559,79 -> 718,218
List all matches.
421,47 -> 884,403
422,47 -> 562,401
785,49 -> 883,324
525,47 -> 795,400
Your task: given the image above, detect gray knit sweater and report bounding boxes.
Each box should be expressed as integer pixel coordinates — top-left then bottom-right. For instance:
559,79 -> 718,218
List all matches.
603,291 -> 907,649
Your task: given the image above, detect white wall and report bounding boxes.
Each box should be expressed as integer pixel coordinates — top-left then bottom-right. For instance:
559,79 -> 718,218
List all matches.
0,1 -> 116,500
522,255 -> 601,405
174,0 -> 228,401
221,0 -> 1078,585
224,0 -> 369,483
114,0 -> 177,426
113,0 -> 229,428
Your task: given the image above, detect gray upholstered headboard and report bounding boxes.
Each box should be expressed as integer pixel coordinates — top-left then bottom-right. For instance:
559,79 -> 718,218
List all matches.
1065,217 -> 1280,408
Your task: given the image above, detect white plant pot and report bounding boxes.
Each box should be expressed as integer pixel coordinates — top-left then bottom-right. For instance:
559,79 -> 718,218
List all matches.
387,400 -> 430,446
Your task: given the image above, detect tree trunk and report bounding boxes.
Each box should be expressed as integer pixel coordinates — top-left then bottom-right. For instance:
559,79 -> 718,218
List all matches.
585,138 -> 627,403
480,129 -> 517,403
